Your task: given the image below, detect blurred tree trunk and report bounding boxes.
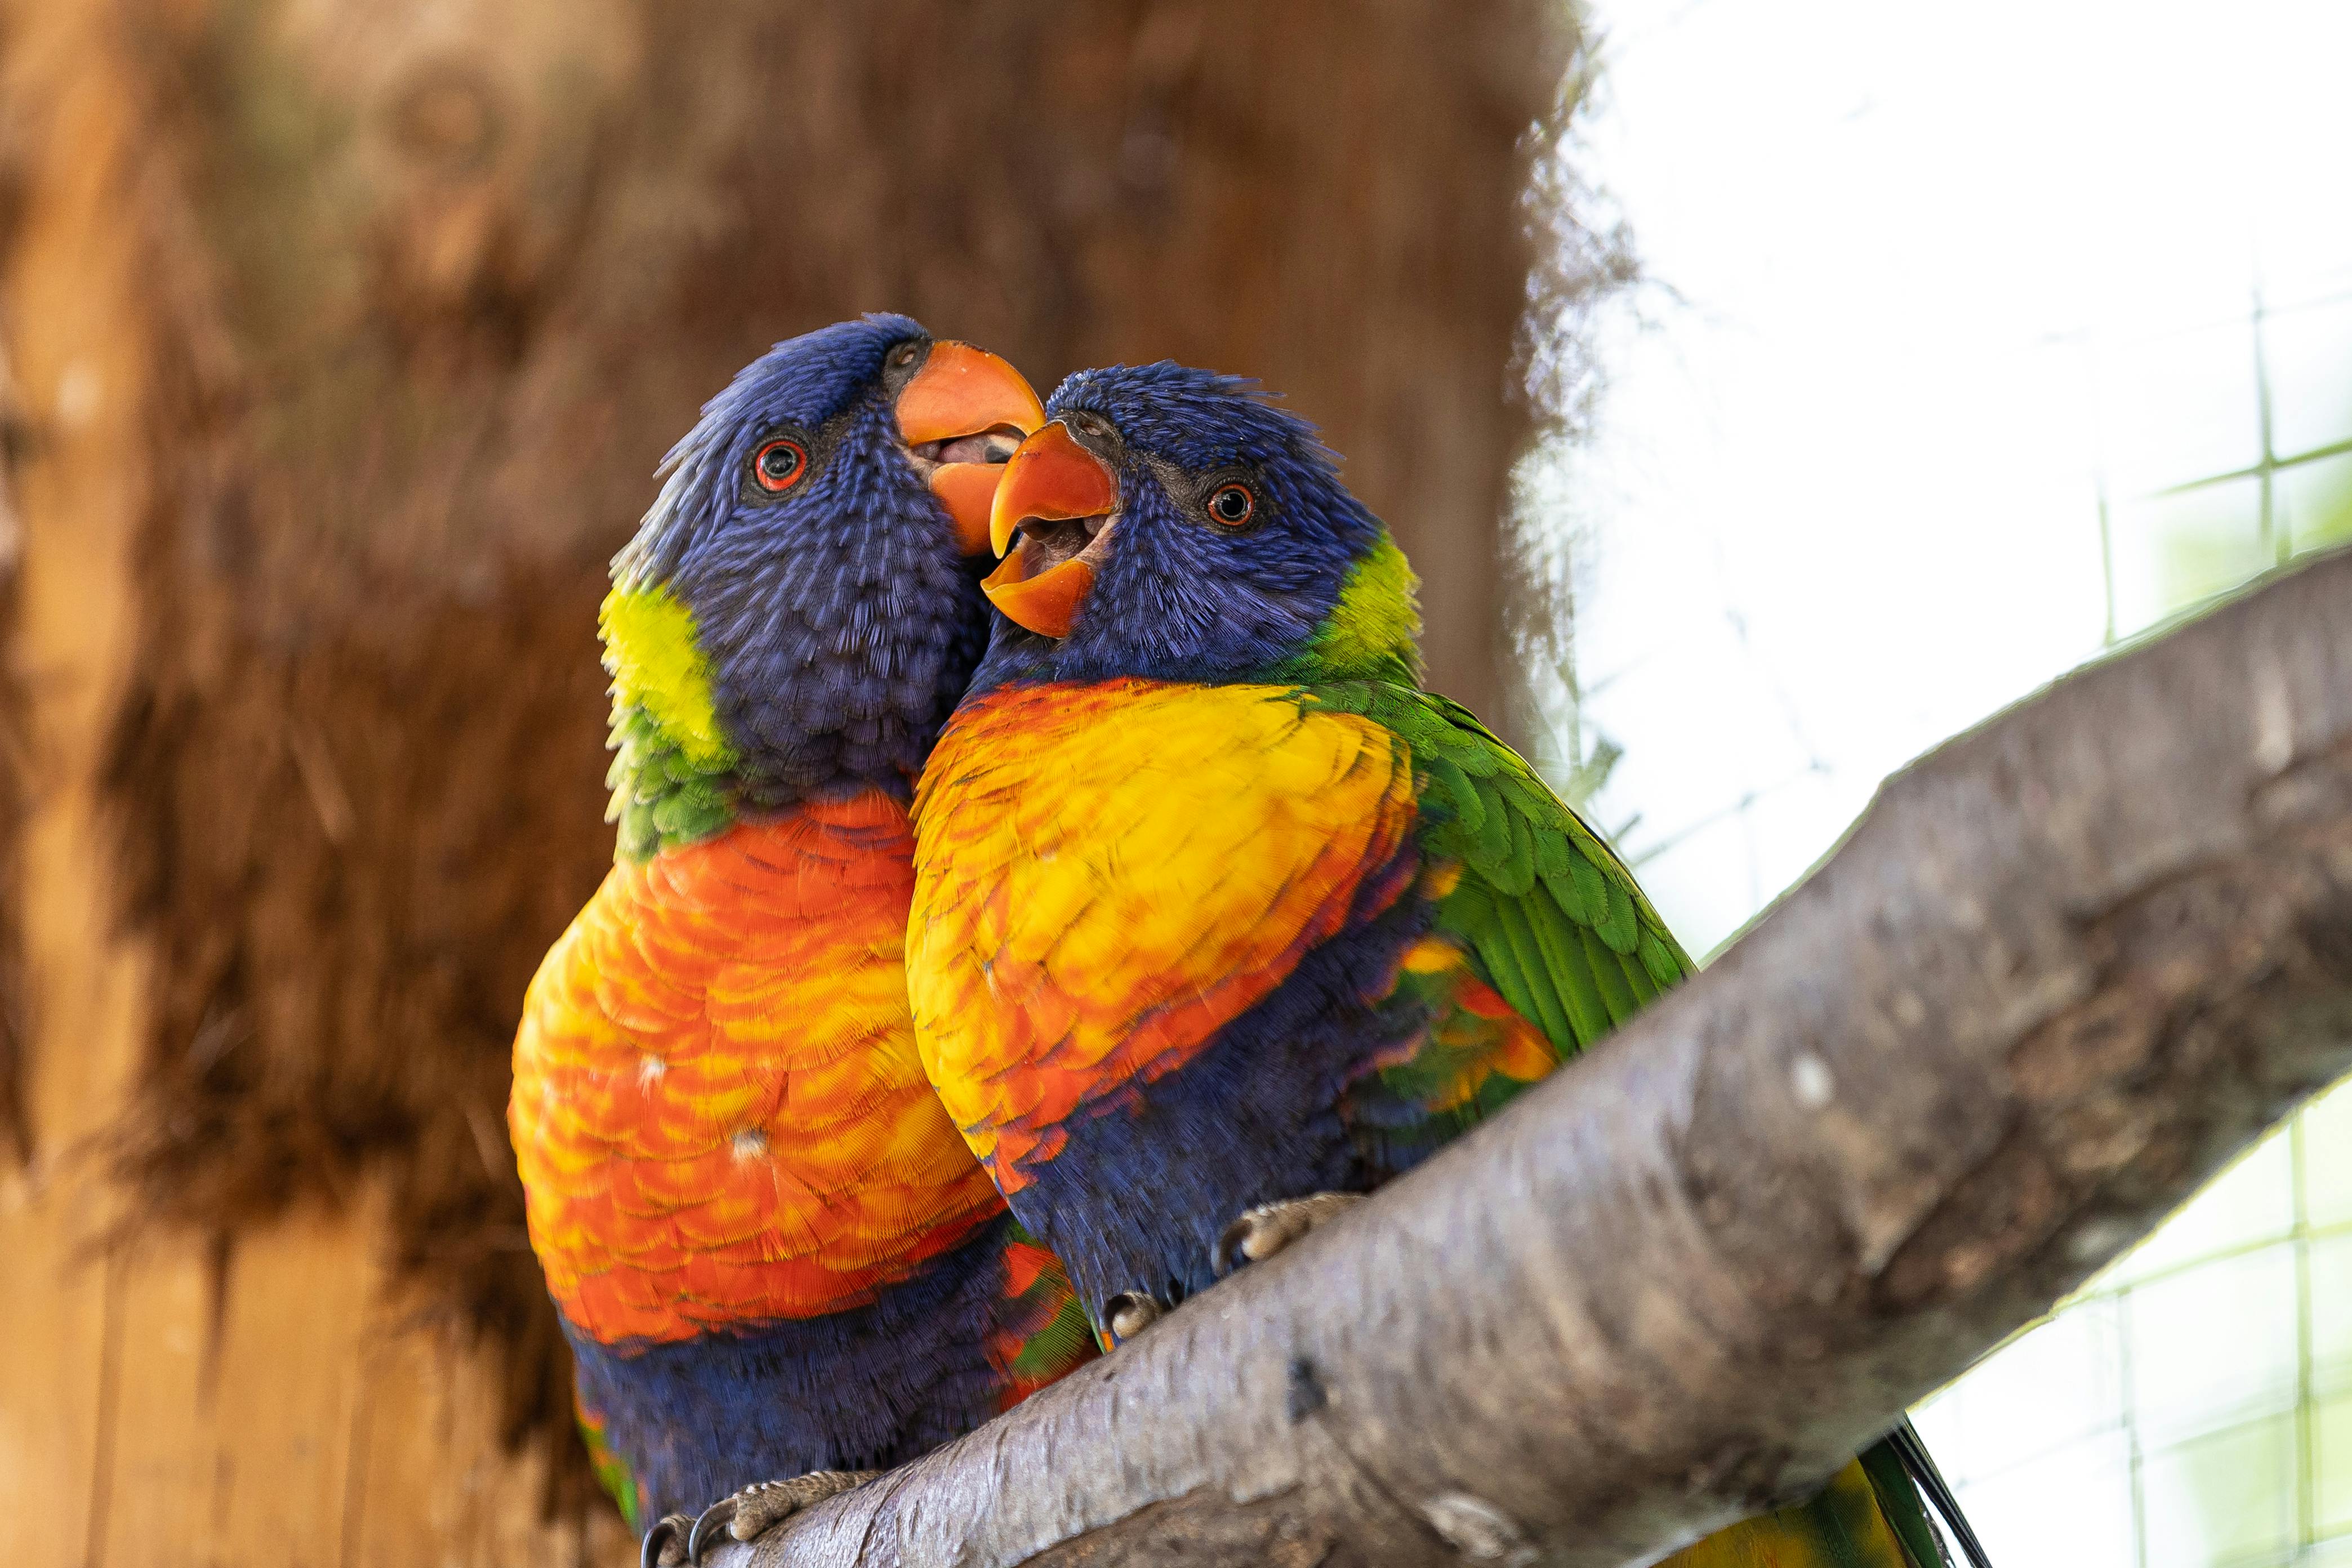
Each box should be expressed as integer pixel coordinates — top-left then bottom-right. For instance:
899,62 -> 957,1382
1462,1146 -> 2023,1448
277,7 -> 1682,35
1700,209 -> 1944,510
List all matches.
0,0 -> 1578,1561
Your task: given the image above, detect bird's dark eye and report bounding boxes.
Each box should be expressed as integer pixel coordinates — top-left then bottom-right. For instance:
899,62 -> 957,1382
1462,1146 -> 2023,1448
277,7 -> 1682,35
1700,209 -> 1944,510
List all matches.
1207,483 -> 1255,527
1071,411 -> 1111,439
890,342 -> 923,368
754,438 -> 806,492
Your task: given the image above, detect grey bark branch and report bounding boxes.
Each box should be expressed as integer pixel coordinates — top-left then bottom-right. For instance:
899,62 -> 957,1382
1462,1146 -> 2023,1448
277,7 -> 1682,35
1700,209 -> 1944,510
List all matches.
712,546 -> 2352,1568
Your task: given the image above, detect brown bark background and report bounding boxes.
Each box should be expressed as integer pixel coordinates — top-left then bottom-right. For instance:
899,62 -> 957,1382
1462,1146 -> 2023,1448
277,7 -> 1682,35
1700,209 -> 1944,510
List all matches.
0,445 -> 23,1166
0,2 -> 1621,1562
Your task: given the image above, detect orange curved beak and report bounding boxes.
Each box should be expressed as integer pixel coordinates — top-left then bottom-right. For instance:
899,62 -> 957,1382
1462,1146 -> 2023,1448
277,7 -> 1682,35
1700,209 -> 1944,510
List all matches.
982,421 -> 1119,639
896,341 -> 1046,555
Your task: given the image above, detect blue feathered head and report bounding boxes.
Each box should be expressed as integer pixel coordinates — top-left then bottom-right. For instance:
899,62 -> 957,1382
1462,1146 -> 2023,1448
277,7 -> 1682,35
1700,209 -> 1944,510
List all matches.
970,362 -> 1418,690
610,314 -> 1042,806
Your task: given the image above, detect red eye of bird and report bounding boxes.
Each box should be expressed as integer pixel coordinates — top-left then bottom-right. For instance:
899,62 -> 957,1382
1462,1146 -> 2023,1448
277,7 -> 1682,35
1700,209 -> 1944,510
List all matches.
754,438 -> 807,492
1207,483 -> 1255,527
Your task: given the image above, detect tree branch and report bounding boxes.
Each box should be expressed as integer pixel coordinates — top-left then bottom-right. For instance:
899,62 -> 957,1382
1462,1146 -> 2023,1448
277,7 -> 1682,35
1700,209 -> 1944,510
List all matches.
715,546 -> 2352,1568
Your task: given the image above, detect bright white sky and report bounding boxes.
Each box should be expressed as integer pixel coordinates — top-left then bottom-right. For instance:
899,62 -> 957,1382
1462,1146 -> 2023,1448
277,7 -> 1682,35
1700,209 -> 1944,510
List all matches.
1558,0 -> 2352,955
1552,5 -> 2352,1564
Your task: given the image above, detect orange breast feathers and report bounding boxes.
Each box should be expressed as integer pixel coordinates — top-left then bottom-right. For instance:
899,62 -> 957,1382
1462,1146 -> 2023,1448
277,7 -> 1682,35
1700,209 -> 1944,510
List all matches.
907,680 -> 1422,1193
510,794 -> 1007,1346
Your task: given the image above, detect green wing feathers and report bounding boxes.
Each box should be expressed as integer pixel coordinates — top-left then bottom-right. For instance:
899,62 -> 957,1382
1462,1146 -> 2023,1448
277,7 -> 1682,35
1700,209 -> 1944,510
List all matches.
1303,679 -> 1952,1568
1303,681 -> 1693,1060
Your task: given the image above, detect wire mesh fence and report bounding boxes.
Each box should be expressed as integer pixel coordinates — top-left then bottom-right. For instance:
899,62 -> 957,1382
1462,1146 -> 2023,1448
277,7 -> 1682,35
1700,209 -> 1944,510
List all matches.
1531,25 -> 2352,1551
1524,9 -> 2352,1561
1901,280 -> 2352,1568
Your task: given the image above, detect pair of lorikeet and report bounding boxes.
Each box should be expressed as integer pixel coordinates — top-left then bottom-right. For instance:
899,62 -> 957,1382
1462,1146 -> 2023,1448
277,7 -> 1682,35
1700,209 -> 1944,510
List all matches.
507,317 -> 1984,1568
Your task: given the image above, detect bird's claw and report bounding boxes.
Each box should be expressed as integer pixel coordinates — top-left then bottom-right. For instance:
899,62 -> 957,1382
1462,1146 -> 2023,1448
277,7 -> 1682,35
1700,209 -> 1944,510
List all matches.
1103,1290 -> 1166,1343
1214,1192 -> 1366,1276
642,1515 -> 695,1568
683,1471 -> 877,1563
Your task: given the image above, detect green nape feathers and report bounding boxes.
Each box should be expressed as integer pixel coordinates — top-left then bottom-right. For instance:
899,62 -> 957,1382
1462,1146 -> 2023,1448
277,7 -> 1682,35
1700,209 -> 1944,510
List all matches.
1283,528 -> 1689,1049
600,586 -> 739,861
1272,532 -> 1426,687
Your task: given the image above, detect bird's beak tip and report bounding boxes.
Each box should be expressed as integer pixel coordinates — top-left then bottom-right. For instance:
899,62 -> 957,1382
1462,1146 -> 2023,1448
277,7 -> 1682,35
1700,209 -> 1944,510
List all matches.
899,342 -> 1045,558
978,422 -> 1118,639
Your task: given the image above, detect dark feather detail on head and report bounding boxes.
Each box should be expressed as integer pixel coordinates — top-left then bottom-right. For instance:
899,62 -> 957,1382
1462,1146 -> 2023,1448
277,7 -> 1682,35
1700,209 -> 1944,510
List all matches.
972,360 -> 1388,692
619,314 -> 990,805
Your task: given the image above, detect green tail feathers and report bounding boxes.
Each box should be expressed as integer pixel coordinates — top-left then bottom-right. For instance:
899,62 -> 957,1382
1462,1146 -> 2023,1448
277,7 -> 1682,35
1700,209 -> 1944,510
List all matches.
1861,1435 -> 1951,1568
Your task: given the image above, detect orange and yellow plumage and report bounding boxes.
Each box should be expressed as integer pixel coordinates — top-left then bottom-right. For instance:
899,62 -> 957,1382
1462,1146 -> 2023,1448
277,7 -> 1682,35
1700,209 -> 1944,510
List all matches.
514,795 -> 1004,1343
910,679 -> 1428,1192
506,318 -> 1092,1536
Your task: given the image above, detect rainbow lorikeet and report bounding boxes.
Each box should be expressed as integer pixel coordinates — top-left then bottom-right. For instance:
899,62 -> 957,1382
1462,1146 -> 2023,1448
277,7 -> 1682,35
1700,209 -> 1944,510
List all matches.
508,317 -> 1097,1566
904,364 -> 1988,1568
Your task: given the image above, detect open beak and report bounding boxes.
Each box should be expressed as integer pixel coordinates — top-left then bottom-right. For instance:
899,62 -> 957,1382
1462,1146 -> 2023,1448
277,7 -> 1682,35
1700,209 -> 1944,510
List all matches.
983,421 -> 1118,639
897,342 -> 1046,555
